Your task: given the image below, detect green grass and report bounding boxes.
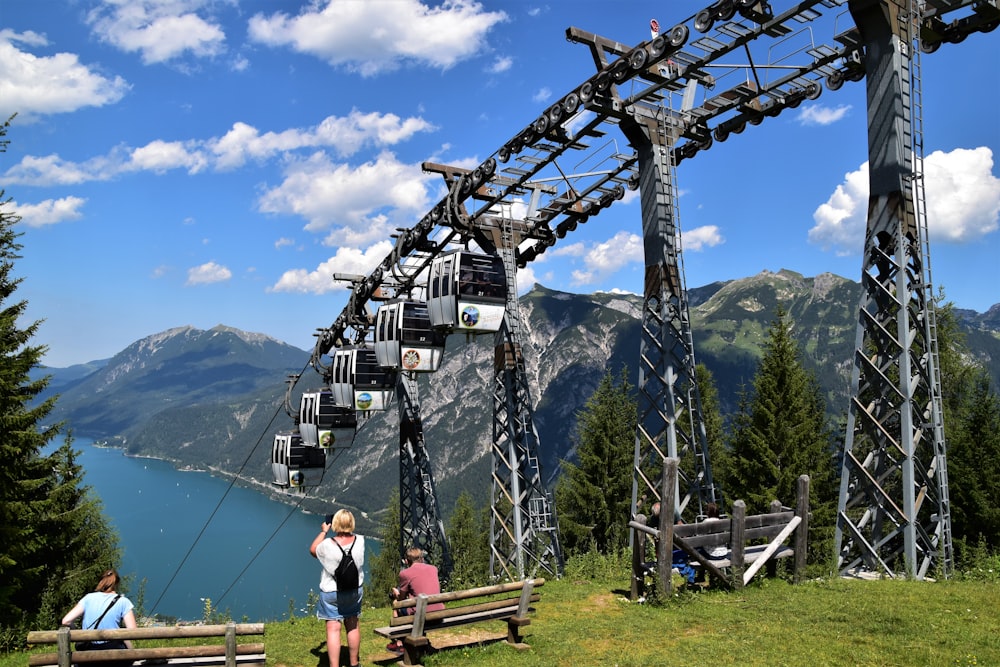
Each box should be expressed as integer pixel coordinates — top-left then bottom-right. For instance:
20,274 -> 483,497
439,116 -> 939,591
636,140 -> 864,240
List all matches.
7,576 -> 999,667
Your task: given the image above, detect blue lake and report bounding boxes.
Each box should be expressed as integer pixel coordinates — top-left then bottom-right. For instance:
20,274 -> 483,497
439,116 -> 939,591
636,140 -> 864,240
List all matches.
69,438 -> 378,622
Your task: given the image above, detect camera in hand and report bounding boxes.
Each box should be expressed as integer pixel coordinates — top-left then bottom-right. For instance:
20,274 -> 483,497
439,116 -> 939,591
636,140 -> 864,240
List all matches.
325,513 -> 334,524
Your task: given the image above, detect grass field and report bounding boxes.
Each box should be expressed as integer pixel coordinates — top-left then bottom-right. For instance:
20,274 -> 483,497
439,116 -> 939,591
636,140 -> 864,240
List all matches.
8,572 -> 999,667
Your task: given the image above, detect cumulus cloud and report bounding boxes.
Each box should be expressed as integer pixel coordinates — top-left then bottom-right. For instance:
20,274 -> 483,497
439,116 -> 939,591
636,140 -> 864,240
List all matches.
248,0 -> 507,76
86,0 -> 226,64
12,196 -> 86,227
810,147 -> 1000,254
796,104 -> 852,126
127,139 -> 208,174
682,225 -> 724,251
532,87 -> 552,104
0,29 -> 130,117
186,261 -> 232,285
552,231 -> 643,286
487,55 -> 512,73
270,240 -> 393,294
211,110 -> 435,168
257,151 -> 436,247
2,109 -> 433,184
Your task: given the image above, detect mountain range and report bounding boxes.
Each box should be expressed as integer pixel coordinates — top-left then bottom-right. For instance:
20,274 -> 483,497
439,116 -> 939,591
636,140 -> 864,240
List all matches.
37,270 -> 1000,532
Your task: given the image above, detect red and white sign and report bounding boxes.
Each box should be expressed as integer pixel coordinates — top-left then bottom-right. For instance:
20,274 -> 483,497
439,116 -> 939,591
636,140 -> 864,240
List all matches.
650,18 -> 660,38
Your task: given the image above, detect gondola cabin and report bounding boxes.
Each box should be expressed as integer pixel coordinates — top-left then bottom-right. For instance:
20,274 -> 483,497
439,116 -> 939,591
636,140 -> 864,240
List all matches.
271,430 -> 326,489
299,389 -> 357,449
427,251 -> 507,333
374,300 -> 446,372
330,346 -> 397,411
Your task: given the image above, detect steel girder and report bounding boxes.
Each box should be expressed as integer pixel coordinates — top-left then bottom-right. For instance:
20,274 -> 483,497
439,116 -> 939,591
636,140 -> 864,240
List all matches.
489,234 -> 564,581
397,372 -> 453,575
834,0 -> 953,579
620,107 -> 721,525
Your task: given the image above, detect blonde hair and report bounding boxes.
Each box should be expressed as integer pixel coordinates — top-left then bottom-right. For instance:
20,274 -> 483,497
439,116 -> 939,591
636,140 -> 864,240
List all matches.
95,569 -> 120,593
331,509 -> 355,535
405,546 -> 424,564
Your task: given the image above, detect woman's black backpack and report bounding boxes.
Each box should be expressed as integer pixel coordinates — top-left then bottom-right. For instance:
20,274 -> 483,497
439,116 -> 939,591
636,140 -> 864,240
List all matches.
334,539 -> 359,590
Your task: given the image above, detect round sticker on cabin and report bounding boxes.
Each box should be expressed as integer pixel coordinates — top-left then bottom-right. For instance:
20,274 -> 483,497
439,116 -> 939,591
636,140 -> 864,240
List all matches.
290,470 -> 304,487
356,392 -> 373,410
402,349 -> 421,370
320,430 -> 333,448
461,305 -> 480,327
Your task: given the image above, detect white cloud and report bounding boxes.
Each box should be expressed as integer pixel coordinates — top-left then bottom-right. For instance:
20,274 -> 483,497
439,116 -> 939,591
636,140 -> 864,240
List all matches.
13,196 -> 86,227
248,0 -> 507,76
86,0 -> 226,65
0,29 -> 130,117
3,110 -> 433,183
257,151 -> 435,247
2,153 -> 107,186
796,104 -> 852,126
274,237 -> 295,249
532,87 -> 552,104
925,147 -> 1000,241
682,225 -> 724,251
809,147 -> 1000,254
488,55 -> 512,73
270,241 -> 393,294
553,231 -> 642,286
127,139 -> 208,174
186,261 -> 232,285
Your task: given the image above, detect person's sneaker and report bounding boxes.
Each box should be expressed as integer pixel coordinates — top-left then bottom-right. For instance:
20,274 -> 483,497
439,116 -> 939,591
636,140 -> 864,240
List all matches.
386,641 -> 403,654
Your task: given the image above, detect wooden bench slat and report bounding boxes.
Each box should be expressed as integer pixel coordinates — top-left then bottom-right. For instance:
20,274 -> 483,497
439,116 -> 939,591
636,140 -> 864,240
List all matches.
27,623 -> 266,667
375,604 -> 535,639
391,578 -> 544,610
28,624 -> 264,644
29,644 -> 266,667
388,593 -> 540,627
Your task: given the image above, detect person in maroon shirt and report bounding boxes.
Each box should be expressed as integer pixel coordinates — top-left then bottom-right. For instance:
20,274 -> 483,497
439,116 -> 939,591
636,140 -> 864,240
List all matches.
386,547 -> 443,654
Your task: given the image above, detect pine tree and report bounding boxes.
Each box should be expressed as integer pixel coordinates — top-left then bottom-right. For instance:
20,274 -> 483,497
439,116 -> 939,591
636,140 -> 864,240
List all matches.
695,363 -> 728,502
949,370 -> 1000,559
724,307 -> 837,557
0,116 -> 121,629
555,368 -> 636,555
933,299 -> 1000,562
368,488 -> 402,608
446,490 -> 490,589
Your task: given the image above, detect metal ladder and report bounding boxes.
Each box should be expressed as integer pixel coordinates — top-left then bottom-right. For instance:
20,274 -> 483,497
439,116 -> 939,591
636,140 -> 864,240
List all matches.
902,0 -> 954,576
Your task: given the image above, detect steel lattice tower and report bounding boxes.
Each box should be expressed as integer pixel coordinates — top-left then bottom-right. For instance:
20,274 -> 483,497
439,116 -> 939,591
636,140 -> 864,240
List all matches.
397,372 -> 453,575
621,104 -> 720,525
489,218 -> 564,581
834,0 -> 953,579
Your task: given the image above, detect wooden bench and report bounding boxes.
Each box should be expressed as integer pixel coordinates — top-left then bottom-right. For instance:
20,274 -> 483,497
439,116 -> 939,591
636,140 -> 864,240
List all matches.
629,457 -> 810,598
373,578 -> 543,667
26,622 -> 265,667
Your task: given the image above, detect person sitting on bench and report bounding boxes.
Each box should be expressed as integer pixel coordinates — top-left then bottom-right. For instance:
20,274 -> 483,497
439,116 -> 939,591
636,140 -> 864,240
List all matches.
386,547 -> 444,654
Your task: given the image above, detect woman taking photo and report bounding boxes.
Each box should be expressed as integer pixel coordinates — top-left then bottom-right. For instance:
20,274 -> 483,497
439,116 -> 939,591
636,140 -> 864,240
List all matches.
310,509 -> 365,667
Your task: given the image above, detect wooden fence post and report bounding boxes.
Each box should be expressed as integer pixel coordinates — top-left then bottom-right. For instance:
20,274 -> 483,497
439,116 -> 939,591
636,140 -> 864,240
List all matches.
56,626 -> 70,667
224,621 -> 236,667
658,458 -> 678,597
795,475 -> 810,583
632,514 -> 647,600
731,501 -> 746,589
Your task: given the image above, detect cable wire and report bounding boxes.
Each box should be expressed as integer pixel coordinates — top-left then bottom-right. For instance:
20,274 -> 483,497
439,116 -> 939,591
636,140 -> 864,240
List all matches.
147,358 -> 313,617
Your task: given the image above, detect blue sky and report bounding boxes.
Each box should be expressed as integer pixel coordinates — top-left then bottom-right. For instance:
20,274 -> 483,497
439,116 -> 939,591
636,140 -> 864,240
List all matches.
2,0 -> 998,368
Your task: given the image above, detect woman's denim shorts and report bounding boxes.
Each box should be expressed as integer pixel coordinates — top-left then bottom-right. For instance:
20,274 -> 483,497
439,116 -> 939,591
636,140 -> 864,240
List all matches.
316,588 -> 363,621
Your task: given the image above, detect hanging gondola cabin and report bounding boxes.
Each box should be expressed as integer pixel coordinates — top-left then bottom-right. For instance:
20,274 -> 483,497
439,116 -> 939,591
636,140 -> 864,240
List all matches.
330,346 -> 397,411
427,250 -> 507,333
374,300 -> 446,372
271,430 -> 326,489
299,388 -> 357,449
